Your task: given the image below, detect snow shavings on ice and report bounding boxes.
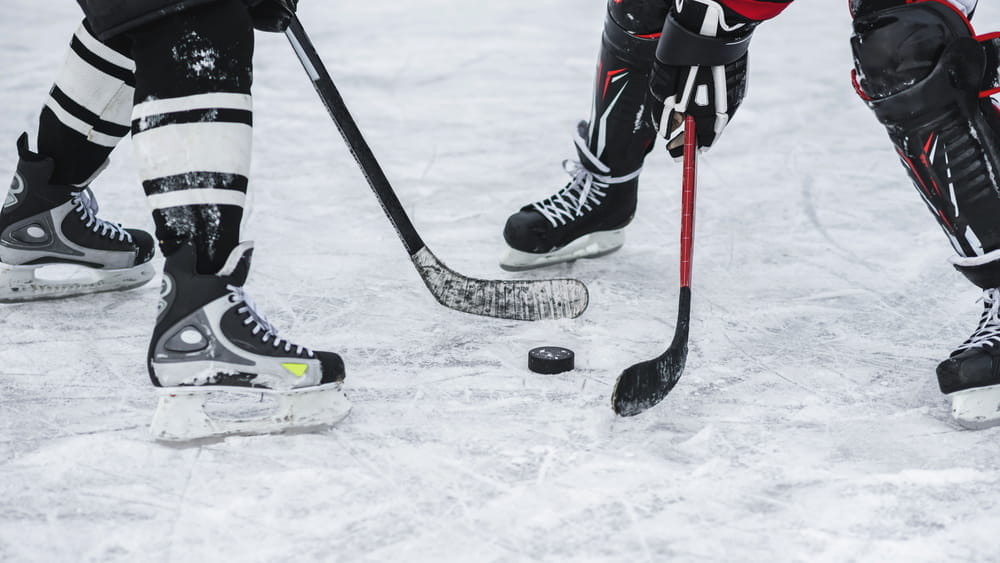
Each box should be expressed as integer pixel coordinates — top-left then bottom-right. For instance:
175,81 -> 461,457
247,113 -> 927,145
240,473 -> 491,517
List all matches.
2,1 -> 1000,562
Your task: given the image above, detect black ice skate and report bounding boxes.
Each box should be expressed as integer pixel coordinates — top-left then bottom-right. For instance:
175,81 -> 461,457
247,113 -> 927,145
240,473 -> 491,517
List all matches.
500,121 -> 640,271
148,241 -> 350,441
0,134 -> 155,302
934,251 -> 1000,429
937,285 -> 1000,429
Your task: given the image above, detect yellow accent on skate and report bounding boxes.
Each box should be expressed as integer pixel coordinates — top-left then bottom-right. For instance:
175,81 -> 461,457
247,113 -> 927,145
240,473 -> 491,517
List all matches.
282,363 -> 308,377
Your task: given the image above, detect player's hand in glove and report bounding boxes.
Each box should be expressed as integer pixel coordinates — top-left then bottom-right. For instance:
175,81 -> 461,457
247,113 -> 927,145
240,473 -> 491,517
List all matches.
247,0 -> 298,33
648,0 -> 760,158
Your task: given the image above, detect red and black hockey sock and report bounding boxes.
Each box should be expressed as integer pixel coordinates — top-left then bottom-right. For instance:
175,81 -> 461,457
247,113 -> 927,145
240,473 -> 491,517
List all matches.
126,0 -> 254,275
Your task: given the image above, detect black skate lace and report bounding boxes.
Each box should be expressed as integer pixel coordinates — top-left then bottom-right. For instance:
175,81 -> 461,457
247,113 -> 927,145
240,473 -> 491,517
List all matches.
955,288 -> 1000,352
226,284 -> 314,357
72,187 -> 133,243
531,133 -> 641,228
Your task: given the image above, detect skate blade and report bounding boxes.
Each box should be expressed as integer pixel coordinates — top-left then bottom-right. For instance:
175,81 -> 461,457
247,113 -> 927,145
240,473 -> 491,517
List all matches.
499,229 -> 625,271
0,261 -> 155,303
949,384 -> 1000,430
150,383 -> 351,442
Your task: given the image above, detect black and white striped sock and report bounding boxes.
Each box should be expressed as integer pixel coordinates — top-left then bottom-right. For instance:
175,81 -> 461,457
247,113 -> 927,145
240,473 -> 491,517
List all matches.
127,0 -> 255,273
37,20 -> 134,186
132,92 -> 253,269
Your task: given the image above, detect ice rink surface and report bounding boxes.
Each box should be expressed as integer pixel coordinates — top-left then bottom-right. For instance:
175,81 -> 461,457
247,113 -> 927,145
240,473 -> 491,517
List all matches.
3,1 -> 1000,561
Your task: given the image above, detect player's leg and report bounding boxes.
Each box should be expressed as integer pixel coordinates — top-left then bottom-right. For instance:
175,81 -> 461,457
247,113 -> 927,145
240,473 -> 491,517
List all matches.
0,21 -> 155,302
125,0 -> 348,440
500,0 -> 666,270
851,0 -> 1000,428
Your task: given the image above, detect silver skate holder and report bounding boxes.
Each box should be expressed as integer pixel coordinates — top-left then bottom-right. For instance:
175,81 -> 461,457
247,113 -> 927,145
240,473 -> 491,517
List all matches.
150,384 -> 352,442
949,386 -> 1000,430
0,261 -> 155,303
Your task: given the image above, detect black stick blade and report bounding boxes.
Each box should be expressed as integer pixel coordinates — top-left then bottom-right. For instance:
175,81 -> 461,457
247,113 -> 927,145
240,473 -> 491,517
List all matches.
413,248 -> 590,321
286,20 -> 590,322
612,287 -> 690,416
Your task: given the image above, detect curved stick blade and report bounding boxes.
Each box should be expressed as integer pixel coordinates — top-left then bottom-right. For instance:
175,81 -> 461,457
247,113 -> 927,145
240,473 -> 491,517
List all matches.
612,115 -> 698,416
413,248 -> 590,321
612,287 -> 690,416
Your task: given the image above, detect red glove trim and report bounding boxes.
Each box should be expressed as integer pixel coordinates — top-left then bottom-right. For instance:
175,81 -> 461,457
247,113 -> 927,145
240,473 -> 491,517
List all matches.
721,0 -> 793,20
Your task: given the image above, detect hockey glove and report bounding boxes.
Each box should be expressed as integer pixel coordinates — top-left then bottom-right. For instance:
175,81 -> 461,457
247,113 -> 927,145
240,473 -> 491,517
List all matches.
248,0 -> 298,33
648,0 -> 758,157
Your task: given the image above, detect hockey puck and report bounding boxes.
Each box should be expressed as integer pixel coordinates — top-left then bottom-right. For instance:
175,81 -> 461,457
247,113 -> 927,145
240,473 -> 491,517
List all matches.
528,346 -> 575,374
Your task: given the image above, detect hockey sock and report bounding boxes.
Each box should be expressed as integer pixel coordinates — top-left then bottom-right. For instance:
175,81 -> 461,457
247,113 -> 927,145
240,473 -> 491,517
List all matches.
36,20 -> 134,186
586,0 -> 667,176
127,0 -> 254,275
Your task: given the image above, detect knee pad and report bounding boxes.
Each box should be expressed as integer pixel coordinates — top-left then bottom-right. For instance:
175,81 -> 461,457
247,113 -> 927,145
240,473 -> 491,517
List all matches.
852,1 -> 984,100
851,0 -> 977,19
603,0 -> 669,67
608,0 -> 670,35
852,1 -> 1000,260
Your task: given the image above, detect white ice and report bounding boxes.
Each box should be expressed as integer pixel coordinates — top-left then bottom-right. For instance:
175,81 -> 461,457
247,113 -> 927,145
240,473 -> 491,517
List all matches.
3,1 -> 1000,561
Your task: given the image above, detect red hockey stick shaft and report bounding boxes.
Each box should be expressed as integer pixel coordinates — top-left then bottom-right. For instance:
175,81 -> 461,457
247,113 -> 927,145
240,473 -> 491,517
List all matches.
680,115 -> 697,289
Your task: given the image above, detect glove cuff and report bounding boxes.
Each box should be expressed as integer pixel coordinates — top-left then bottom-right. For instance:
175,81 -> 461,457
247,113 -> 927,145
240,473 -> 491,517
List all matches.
655,12 -> 752,66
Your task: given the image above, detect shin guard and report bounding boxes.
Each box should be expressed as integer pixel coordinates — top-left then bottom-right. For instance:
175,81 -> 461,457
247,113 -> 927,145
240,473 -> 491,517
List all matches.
852,0 -> 1000,260
586,0 -> 667,176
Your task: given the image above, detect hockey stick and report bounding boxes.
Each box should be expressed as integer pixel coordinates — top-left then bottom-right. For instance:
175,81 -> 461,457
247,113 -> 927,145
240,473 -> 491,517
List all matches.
612,115 -> 697,416
284,17 -> 589,321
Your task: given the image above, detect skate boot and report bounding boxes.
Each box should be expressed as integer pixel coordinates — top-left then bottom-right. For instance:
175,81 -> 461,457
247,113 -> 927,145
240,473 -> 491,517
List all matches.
148,240 -> 350,441
0,134 -> 155,302
500,121 -> 640,271
936,254 -> 1000,429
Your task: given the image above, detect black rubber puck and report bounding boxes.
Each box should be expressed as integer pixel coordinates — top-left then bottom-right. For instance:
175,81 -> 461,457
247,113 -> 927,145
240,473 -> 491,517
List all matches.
528,346 -> 575,374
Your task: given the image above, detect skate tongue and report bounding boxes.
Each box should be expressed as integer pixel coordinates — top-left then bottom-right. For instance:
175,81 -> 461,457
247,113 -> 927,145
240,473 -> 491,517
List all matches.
216,241 -> 254,284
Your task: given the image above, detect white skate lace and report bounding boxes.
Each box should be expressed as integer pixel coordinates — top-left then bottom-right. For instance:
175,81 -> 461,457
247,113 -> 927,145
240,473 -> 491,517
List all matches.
227,284 -> 314,357
955,288 -> 1000,352
531,133 -> 641,228
71,187 -> 133,242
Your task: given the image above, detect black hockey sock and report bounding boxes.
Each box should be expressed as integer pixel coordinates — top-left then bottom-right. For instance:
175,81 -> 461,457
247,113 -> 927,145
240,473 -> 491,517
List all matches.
36,20 -> 134,186
126,0 -> 254,275
585,0 -> 666,176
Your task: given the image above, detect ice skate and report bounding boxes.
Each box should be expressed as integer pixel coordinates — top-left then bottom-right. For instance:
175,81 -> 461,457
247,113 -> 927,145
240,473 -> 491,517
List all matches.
148,241 -> 350,441
500,121 -> 640,271
0,134 -> 155,302
937,286 -> 1000,429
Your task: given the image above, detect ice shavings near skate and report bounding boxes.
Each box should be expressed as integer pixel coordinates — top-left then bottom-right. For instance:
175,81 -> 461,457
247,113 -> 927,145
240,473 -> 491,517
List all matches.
8,1 -> 1000,559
